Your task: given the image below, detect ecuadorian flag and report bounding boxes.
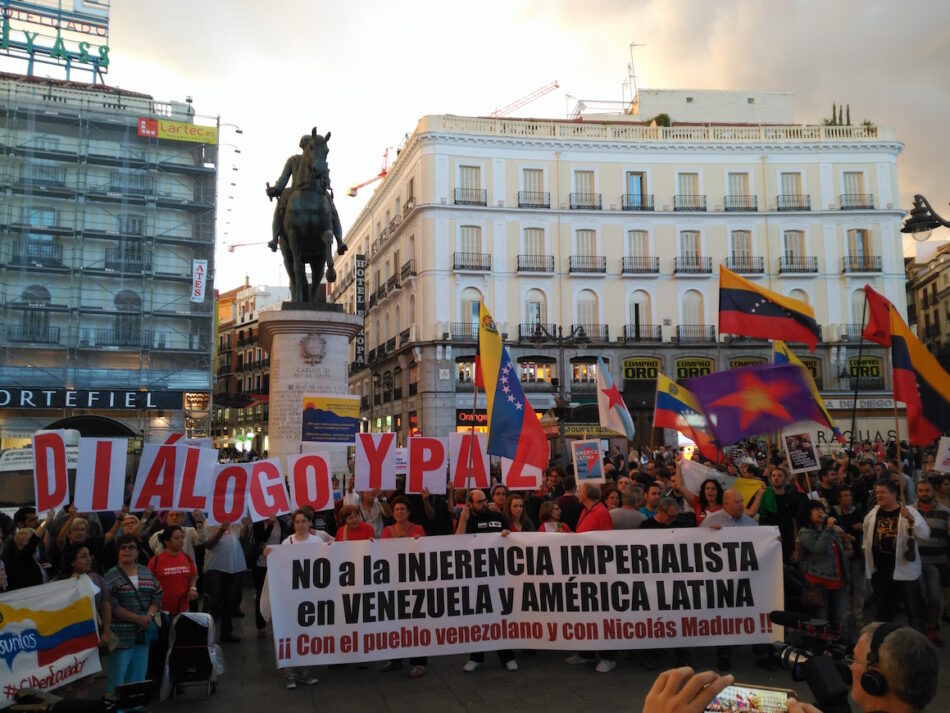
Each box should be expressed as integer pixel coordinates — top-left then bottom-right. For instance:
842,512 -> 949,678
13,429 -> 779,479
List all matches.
477,304 -> 549,476
653,373 -> 720,461
719,266 -> 821,351
888,306 -> 950,445
773,340 -> 843,442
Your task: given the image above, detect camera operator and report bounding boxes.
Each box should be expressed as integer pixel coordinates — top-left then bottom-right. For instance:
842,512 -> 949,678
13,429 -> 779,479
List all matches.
848,623 -> 939,713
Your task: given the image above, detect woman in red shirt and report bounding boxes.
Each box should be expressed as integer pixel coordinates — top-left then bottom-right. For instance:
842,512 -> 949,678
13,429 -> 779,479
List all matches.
335,504 -> 376,541
147,526 -> 197,615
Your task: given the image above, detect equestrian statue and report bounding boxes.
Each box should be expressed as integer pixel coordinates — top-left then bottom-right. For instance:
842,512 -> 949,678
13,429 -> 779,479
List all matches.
265,127 -> 346,303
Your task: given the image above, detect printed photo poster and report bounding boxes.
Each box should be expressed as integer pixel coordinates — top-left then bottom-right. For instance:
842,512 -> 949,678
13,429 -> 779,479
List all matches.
301,394 -> 360,443
571,438 -> 605,484
783,429 -> 820,474
935,437 -> 950,474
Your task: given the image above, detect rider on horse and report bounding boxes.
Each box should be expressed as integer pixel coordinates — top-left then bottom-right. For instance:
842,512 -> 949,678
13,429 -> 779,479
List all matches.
266,133 -> 346,256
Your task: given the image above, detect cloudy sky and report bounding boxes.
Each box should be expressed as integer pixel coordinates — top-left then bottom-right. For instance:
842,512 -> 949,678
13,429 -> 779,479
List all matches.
93,0 -> 950,290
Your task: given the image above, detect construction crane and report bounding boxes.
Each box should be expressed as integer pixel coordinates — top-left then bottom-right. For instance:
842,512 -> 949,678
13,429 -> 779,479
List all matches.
346,148 -> 391,197
490,80 -> 559,118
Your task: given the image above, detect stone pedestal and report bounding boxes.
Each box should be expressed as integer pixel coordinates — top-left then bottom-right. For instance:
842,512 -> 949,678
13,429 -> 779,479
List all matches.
258,305 -> 363,463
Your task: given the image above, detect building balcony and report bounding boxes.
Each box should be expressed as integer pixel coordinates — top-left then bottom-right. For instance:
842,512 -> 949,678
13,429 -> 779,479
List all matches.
386,337 -> 396,353
518,322 -> 557,341
104,248 -> 151,272
85,328 -> 152,348
400,259 -> 417,280
674,194 -> 706,211
724,194 -> 758,212
449,322 -> 479,341
387,275 -> 400,292
569,255 -> 606,273
11,241 -> 63,266
623,324 -> 662,342
674,256 -> 712,274
778,256 -> 818,273
569,193 -> 602,210
6,324 -> 60,344
724,256 -> 764,274
841,324 -> 866,341
518,191 -> 550,208
368,293 -> 378,308
376,284 -> 387,301
840,193 -> 874,210
724,334 -> 769,345
676,325 -> 717,343
571,323 -> 609,342
403,197 -> 415,219
842,256 -> 882,273
399,327 -> 412,346
622,193 -> 654,211
454,188 -> 487,206
360,395 -> 370,411
777,194 -> 811,211
517,254 -> 555,272
453,252 -> 491,271
621,256 -> 660,274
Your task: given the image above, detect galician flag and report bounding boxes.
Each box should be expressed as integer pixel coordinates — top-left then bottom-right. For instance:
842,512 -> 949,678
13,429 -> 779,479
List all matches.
596,356 -> 635,440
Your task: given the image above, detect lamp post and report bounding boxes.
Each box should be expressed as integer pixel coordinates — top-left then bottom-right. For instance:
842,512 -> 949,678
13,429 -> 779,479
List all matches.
371,373 -> 380,432
530,323 -> 590,461
901,194 -> 950,242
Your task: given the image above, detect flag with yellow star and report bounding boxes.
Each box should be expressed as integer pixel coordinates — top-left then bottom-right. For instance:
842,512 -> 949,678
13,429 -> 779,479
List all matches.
686,363 -> 826,445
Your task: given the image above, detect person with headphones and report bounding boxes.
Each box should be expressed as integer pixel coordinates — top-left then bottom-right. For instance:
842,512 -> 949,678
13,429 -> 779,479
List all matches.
849,622 -> 939,713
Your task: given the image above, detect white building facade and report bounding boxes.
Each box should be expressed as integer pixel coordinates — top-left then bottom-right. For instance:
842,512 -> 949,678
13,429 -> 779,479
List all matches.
332,93 -> 905,449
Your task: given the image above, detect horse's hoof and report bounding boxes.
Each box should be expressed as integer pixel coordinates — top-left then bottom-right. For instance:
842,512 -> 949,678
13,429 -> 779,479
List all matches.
336,243 -> 347,254
326,267 -> 337,283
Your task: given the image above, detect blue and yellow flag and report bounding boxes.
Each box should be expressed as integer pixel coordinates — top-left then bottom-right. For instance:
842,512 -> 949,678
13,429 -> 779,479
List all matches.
772,340 -> 843,443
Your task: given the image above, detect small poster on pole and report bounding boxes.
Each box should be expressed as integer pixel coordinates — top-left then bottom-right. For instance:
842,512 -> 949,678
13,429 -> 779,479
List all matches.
935,437 -> 950,474
570,439 -> 605,484
782,429 -> 821,474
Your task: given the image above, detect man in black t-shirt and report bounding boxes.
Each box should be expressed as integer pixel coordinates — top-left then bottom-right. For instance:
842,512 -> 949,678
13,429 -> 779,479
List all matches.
456,489 -> 514,672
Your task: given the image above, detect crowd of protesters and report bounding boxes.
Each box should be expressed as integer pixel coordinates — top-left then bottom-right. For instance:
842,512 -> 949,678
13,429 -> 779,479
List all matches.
0,434 -> 945,707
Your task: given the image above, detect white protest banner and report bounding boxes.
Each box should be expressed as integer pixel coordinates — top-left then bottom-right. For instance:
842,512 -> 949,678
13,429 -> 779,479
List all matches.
247,458 -> 292,522
32,431 -> 68,516
407,437 -> 447,494
935,437 -> 950,474
287,453 -> 334,512
500,457 -> 542,491
130,444 -> 218,512
394,448 -> 407,476
782,429 -> 821,474
159,433 -> 213,449
267,528 -> 783,666
449,432 -> 489,489
207,463 -> 250,525
0,577 -> 101,707
355,433 -> 397,491
73,438 -> 127,513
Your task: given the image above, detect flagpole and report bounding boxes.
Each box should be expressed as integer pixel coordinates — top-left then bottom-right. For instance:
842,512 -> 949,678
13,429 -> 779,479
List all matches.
466,362 -> 478,499
848,297 -> 868,457
892,398 -> 904,501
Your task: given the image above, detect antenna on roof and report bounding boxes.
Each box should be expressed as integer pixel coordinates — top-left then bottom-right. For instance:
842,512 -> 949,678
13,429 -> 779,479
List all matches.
623,42 -> 646,112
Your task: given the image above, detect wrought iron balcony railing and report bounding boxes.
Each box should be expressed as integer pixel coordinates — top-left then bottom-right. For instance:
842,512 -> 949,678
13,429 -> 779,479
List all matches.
569,192 -> 602,210
623,324 -> 662,342
674,194 -> 707,211
621,256 -> 660,274
517,254 -> 555,272
454,187 -> 487,206
778,256 -> 818,273
569,255 -> 606,273
674,256 -> 712,273
621,193 -> 654,211
777,194 -> 811,211
518,191 -> 550,208
840,193 -> 874,210
453,252 -> 491,271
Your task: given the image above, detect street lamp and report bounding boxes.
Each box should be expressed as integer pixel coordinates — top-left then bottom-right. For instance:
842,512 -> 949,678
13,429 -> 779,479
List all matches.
901,194 -> 950,242
219,122 -> 243,135
530,324 -> 590,461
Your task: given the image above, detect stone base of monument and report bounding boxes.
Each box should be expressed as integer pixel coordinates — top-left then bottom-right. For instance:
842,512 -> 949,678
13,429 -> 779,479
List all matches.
258,304 -> 363,474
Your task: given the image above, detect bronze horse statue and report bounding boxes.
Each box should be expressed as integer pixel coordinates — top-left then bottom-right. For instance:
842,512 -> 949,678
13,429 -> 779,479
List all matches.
280,128 -> 337,302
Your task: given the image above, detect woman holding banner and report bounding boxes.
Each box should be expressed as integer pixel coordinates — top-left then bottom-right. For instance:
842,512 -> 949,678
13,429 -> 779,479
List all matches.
503,493 -> 535,533
336,505 -> 376,541
380,496 -> 428,677
537,501 -> 571,533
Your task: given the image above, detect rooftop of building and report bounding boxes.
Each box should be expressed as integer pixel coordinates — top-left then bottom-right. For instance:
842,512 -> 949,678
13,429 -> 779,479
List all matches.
0,70 -> 152,98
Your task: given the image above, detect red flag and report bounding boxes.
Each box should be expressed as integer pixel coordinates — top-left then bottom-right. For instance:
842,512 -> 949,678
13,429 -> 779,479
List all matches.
862,285 -> 892,346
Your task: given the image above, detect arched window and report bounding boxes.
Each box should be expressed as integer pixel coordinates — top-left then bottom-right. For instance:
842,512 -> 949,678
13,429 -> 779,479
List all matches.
525,289 -> 546,332
408,295 -> 415,324
19,285 -> 51,342
789,289 -> 809,305
576,289 -> 598,327
629,290 -> 652,327
384,312 -> 390,343
460,287 -> 482,328
21,285 -> 51,304
394,305 -> 401,337
851,289 -> 867,326
682,289 -> 704,325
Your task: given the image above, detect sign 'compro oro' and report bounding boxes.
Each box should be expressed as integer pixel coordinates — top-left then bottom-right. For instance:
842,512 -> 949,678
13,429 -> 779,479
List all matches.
623,357 -> 660,381
728,356 -> 767,369
137,118 -> 218,145
675,357 -> 713,380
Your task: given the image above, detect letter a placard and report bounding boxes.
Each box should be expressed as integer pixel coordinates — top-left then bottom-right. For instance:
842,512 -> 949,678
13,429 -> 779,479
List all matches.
448,432 -> 489,489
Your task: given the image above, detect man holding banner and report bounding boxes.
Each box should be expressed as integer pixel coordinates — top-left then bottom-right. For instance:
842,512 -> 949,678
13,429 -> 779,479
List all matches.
205,519 -> 249,644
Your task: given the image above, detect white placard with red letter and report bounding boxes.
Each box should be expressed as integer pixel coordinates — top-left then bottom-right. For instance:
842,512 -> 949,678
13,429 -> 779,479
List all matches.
449,432 -> 489,489
287,452 -> 334,512
175,447 -> 218,512
74,438 -> 127,512
130,444 -> 218,512
246,458 -> 292,522
407,437 -> 447,494
32,430 -> 68,516
501,457 -> 543,491
354,433 -> 397,492
207,463 -> 250,525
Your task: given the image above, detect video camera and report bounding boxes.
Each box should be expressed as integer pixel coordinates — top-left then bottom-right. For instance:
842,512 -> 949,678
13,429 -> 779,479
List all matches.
769,611 -> 851,713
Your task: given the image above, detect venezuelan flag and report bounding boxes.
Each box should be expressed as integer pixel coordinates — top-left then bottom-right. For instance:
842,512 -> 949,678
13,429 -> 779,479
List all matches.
773,340 -> 843,442
888,306 -> 950,445
477,304 -> 548,474
719,266 -> 821,351
654,373 -> 720,461
0,595 -> 98,667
